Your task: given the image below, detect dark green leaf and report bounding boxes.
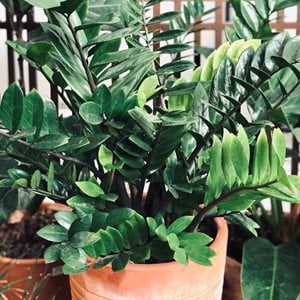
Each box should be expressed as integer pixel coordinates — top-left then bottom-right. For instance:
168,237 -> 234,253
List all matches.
32,134 -> 69,150
112,252 -> 129,271
0,83 -> 23,133
152,29 -> 185,42
242,238 -> 300,300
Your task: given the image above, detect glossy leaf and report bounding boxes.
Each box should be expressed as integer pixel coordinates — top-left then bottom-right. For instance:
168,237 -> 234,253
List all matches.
79,102 -> 103,125
242,238 -> 300,300
0,83 -> 23,133
75,181 -> 104,197
37,224 -> 68,242
20,90 -> 44,140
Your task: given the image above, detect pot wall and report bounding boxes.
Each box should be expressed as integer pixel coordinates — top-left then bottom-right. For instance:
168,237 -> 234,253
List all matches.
70,217 -> 228,300
0,202 -> 71,300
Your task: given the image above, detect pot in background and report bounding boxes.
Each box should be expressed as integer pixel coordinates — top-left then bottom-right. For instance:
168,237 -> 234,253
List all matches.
0,202 -> 71,300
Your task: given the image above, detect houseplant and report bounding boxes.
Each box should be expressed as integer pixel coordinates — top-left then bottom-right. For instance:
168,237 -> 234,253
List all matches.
0,0 -> 300,299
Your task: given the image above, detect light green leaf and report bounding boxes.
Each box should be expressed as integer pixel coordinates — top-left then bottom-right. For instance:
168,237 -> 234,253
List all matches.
30,170 -> 41,189
37,224 -> 68,242
253,129 -> 269,184
44,245 -> 62,263
76,181 -> 104,197
47,161 -> 55,193
167,216 -> 193,234
71,231 -> 100,248
79,102 -> 103,125
174,247 -> 187,265
98,145 -> 113,170
272,128 -> 286,166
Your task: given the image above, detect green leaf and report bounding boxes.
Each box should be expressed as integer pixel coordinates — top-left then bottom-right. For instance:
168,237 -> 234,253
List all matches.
155,224 -> 168,241
233,17 -> 253,40
20,90 -> 44,140
37,224 -> 68,242
60,246 -> 86,267
112,252 -> 129,271
205,136 -> 225,204
79,102 -> 103,125
30,170 -> 41,189
27,42 -> 55,66
76,181 -> 104,197
158,60 -> 195,75
0,83 -> 23,133
253,129 -> 269,184
255,0 -> 269,18
149,11 -> 181,24
32,134 -> 69,150
129,245 -> 150,263
137,75 -> 158,106
70,231 -> 100,248
44,245 -> 62,263
93,257 -> 114,269
272,128 -> 286,166
179,232 -> 213,247
106,207 -> 135,227
152,29 -> 185,42
222,130 -> 236,188
54,211 -> 77,230
225,214 -> 259,237
47,161 -> 55,193
98,145 -> 113,170
86,27 -> 140,47
241,1 -> 260,32
265,32 -> 290,72
167,233 -> 180,251
274,0 -> 300,11
185,245 -> 215,266
173,247 -> 187,265
24,0 -> 66,9
158,44 -> 192,54
242,238 -> 300,300
167,216 -> 193,234
231,136 -> 249,184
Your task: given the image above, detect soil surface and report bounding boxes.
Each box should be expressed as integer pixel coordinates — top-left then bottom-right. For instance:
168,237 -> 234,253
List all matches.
0,209 -> 55,259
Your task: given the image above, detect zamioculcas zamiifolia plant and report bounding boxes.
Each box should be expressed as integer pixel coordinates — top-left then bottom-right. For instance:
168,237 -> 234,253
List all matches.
0,0 -> 300,298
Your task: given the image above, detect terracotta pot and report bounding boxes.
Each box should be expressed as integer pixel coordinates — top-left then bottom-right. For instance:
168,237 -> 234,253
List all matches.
70,217 -> 228,300
222,257 -> 242,300
0,202 -> 71,300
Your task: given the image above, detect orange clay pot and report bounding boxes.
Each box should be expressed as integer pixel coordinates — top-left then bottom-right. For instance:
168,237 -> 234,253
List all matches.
70,217 -> 228,300
0,202 -> 71,300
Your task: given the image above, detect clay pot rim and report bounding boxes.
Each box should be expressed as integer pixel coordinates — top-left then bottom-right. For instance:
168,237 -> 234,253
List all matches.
88,217 -> 228,271
0,201 -> 69,265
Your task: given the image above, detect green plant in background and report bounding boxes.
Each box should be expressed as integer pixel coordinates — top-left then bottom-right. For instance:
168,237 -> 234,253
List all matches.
228,0 -> 300,141
240,198 -> 300,300
0,0 -> 299,294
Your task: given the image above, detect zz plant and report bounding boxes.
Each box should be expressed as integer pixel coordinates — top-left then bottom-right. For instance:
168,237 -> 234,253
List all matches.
0,0 -> 299,274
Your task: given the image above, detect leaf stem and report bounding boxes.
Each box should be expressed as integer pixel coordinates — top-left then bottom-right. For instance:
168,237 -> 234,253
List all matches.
67,16 -> 97,93
187,180 -> 276,232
